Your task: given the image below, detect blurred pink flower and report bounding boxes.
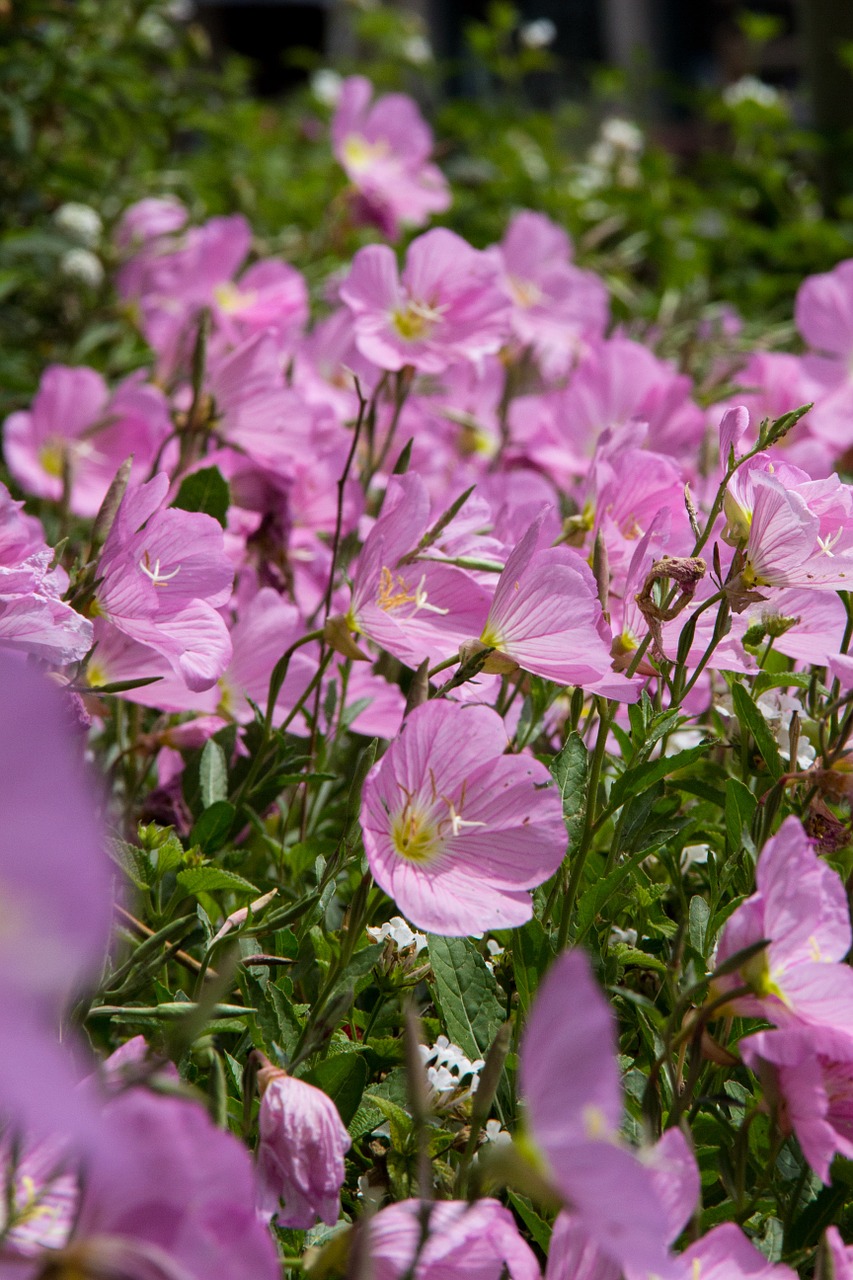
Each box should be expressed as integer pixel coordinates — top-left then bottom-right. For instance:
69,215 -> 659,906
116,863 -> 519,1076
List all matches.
367,1198 -> 540,1280
332,76 -> 451,239
489,210 -> 608,378
360,699 -> 566,934
4,365 -> 172,517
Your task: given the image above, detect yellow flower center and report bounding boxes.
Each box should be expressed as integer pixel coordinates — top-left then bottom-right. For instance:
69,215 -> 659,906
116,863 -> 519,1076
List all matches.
39,440 -> 65,478
391,299 -> 443,342
391,804 -> 442,863
342,133 -> 390,173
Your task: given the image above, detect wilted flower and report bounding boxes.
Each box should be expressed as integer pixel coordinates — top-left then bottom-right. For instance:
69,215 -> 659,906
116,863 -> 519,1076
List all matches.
360,698 -> 566,935
253,1056 -> 351,1229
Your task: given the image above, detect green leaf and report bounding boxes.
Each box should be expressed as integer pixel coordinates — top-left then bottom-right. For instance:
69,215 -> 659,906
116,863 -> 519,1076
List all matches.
108,837 -> 154,889
326,943 -> 385,1004
199,739 -> 228,809
688,895 -> 711,958
549,731 -> 588,849
301,1053 -> 368,1127
608,742 -> 713,812
363,1093 -> 413,1147
173,466 -> 230,528
177,866 -> 259,896
506,1191 -> 552,1252
575,850 -> 650,940
725,777 -> 757,853
731,682 -> 784,781
512,917 -> 552,1014
188,800 -> 235,853
428,935 -> 505,1060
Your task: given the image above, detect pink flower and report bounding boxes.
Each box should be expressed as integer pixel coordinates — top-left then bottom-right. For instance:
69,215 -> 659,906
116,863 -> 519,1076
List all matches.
823,1227 -> 853,1279
212,256 -> 308,355
714,816 -> 853,1032
254,1062 -> 351,1229
489,211 -> 608,378
4,365 -> 172,517
740,1024 -> 853,1183
27,1089 -> 282,1280
93,473 -> 234,691
520,950 -> 681,1277
366,1198 -> 540,1280
0,655 -> 111,1142
478,514 -> 639,700
795,257 -> 853,386
359,699 -> 566,935
332,76 -> 451,239
345,473 -> 492,669
665,1224 -> 796,1280
340,228 -> 510,373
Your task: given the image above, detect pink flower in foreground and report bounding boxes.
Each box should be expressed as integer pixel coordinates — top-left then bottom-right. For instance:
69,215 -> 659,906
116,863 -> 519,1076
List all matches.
340,228 -> 510,373
360,699 -> 566,935
713,816 -> 853,1033
478,514 -> 638,701
254,1059 -> 351,1229
740,1024 -> 853,1183
367,1198 -> 540,1280
520,950 -> 677,1277
0,654 -> 110,1141
12,1089 -> 281,1280
332,76 -> 451,239
93,473 -> 233,691
664,1224 -> 796,1280
823,1226 -> 853,1279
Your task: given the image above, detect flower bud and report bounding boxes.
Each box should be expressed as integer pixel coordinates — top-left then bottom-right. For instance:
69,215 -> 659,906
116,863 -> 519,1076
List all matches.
254,1059 -> 351,1229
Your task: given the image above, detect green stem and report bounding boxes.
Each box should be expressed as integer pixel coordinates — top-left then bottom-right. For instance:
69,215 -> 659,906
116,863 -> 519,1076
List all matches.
556,699 -> 614,950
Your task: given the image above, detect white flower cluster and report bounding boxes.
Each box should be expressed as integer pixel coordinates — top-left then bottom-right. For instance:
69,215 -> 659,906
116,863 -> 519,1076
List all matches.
722,76 -> 780,109
367,917 -> 428,955
519,18 -> 556,50
419,1036 -> 484,1107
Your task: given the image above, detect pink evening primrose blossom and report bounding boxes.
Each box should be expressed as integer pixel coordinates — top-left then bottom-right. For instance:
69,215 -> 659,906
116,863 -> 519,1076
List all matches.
794,257 -> 853,388
723,456 -> 853,589
340,228 -> 510,373
0,481 -> 92,665
7,1088 -> 282,1280
359,699 -> 566,935
477,513 -> 639,701
344,472 -> 492,670
488,210 -> 609,379
547,1128 -> 699,1280
823,1227 -> 853,1279
3,365 -> 172,517
713,815 -> 853,1033
0,655 -> 111,1143
366,1197 -> 540,1280
740,1024 -> 853,1183
92,472 -> 233,692
332,76 -> 451,239
254,1059 -> 351,1229
520,950 -> 685,1278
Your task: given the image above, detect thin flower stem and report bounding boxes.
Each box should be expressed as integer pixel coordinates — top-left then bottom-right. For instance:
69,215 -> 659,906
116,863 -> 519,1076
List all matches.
556,698 -> 614,950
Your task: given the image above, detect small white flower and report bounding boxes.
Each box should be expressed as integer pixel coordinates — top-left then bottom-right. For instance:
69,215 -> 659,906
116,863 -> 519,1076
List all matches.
311,69 -> 343,107
366,916 -> 428,955
483,1118 -> 511,1144
60,249 -> 104,289
402,34 -> 433,65
681,844 -> 710,872
54,203 -> 102,247
519,17 -> 557,49
600,117 -> 644,154
610,925 -> 638,947
722,75 -> 780,109
419,1037 -> 484,1106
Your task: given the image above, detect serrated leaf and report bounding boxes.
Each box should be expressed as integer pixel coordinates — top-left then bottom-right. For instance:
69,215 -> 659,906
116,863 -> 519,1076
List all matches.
173,465 -> 230,528
549,731 -> 588,849
301,1053 -> 368,1127
108,837 -> 154,889
363,1093 -> 413,1148
428,935 -> 505,1060
177,866 -> 259,896
199,739 -> 228,809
